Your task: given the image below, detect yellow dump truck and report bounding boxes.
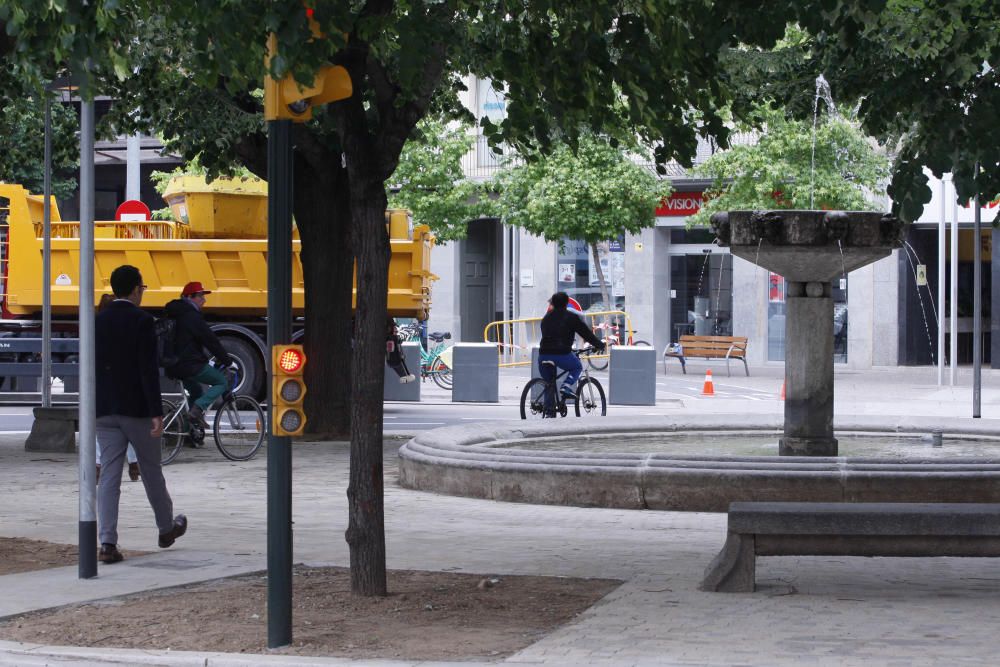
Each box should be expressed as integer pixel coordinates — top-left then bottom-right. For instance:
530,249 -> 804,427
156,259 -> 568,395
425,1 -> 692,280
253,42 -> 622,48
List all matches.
0,178 -> 435,397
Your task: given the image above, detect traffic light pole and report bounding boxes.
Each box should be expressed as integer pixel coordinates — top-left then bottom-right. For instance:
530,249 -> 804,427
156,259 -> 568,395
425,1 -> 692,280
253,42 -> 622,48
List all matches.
266,118 -> 294,648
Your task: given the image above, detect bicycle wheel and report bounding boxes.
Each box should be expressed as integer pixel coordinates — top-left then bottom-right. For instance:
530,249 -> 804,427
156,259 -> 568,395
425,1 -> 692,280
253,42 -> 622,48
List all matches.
213,395 -> 266,461
430,354 -> 453,390
575,377 -> 607,417
160,399 -> 187,465
587,344 -> 610,370
520,377 -> 556,420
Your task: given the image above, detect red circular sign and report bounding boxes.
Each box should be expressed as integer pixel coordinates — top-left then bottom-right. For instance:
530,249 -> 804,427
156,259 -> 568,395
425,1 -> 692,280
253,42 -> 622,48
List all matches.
115,199 -> 152,221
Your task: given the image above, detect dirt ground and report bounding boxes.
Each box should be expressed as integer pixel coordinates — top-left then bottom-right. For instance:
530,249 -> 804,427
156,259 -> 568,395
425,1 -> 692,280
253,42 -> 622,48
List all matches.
0,538 -> 620,661
0,537 -> 150,576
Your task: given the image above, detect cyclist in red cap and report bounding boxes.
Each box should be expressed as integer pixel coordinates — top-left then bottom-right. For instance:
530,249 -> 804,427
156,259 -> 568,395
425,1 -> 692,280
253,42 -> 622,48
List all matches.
164,282 -> 234,427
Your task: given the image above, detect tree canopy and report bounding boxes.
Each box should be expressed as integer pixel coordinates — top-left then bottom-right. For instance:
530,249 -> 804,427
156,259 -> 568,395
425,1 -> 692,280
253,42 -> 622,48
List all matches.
724,3 -> 1000,221
0,95 -> 79,200
495,135 -> 670,245
689,105 -> 890,227
386,118 -> 493,241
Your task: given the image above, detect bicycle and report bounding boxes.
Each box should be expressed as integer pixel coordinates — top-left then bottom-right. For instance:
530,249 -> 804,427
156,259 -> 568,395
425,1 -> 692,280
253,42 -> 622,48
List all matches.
520,347 -> 607,419
160,369 -> 266,464
398,323 -> 454,390
587,320 -> 651,370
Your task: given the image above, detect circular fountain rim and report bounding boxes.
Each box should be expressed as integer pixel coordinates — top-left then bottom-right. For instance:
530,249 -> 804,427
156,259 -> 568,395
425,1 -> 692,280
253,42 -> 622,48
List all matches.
398,416 -> 1000,513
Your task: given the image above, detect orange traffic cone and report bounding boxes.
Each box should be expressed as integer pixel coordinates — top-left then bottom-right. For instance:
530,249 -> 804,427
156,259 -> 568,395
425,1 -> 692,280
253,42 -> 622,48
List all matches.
780,380 -> 786,401
702,369 -> 715,396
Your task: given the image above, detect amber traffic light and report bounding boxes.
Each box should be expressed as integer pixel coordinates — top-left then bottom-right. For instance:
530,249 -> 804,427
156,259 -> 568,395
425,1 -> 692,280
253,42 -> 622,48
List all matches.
272,344 -> 307,436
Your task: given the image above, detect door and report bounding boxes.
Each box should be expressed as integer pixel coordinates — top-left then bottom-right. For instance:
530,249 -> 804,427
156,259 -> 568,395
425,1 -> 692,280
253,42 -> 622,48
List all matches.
460,219 -> 496,341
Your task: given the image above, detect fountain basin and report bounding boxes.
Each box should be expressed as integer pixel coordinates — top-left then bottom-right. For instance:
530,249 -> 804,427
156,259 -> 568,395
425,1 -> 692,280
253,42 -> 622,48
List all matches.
398,417 -> 1000,512
712,209 -> 906,282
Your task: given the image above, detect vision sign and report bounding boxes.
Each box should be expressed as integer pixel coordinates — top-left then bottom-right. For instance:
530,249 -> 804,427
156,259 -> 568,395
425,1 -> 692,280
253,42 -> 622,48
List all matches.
656,192 -> 703,217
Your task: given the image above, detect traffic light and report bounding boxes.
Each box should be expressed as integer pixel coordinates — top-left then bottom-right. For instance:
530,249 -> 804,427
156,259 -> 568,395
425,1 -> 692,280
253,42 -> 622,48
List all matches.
264,30 -> 352,122
272,344 -> 307,436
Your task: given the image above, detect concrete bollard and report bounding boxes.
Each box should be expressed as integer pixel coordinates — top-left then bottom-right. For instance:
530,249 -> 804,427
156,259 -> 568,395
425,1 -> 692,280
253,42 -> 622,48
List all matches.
25,406 -> 77,452
609,345 -> 656,405
384,342 -> 421,401
452,342 -> 499,403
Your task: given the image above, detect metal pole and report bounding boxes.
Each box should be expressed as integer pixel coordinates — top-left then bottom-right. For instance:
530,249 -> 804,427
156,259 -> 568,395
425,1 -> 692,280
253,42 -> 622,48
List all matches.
126,134 -> 141,200
266,118 -> 293,648
950,183 -> 959,386
78,96 -> 97,579
42,98 -> 52,408
937,179 -> 945,385
973,181 -> 982,418
501,223 -> 509,363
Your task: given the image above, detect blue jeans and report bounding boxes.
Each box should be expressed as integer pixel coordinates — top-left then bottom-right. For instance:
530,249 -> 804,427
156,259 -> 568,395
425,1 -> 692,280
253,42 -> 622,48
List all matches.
538,352 -> 582,411
183,363 -> 228,411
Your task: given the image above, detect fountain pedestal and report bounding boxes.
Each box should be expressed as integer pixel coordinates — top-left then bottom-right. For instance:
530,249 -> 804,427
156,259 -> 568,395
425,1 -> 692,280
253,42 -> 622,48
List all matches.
712,210 -> 906,456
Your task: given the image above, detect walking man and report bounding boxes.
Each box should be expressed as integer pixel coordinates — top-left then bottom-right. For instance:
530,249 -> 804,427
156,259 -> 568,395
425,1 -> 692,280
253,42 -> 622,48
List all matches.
96,265 -> 186,564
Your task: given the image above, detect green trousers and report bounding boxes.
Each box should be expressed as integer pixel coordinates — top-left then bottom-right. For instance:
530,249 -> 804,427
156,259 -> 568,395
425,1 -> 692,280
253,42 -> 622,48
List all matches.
184,364 -> 228,411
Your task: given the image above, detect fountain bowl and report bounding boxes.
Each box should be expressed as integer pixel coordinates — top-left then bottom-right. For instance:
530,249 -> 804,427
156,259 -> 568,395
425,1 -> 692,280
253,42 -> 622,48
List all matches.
710,209 -> 906,282
398,417 -> 1000,513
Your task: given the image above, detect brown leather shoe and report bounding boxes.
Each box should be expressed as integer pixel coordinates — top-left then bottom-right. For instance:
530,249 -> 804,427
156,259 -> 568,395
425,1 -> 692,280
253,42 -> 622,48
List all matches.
99,543 -> 124,564
158,514 -> 188,548
128,462 -> 140,482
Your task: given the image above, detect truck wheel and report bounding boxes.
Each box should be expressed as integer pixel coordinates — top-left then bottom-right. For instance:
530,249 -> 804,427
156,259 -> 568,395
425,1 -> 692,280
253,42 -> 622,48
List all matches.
221,337 -> 263,399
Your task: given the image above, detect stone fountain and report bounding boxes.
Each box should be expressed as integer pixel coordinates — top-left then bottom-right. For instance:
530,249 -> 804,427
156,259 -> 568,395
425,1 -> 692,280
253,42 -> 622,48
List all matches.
710,209 -> 906,456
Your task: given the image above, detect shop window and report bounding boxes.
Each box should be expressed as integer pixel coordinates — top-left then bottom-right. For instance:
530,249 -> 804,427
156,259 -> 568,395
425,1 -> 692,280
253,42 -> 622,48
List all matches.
557,236 -> 626,312
767,274 -> 848,363
669,253 -> 733,340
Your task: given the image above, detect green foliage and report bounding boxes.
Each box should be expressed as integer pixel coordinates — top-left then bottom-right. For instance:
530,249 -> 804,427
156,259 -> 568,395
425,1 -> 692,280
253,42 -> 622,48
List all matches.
722,2 -> 1000,221
689,106 -> 890,227
387,118 -> 494,242
494,135 -> 671,245
0,95 -> 79,199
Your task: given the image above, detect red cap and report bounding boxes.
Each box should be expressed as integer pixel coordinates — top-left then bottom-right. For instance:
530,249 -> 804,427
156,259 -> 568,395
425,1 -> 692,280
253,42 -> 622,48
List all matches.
181,281 -> 212,297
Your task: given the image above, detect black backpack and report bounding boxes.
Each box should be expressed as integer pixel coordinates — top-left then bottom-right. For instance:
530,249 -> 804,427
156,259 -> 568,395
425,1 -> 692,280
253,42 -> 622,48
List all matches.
154,316 -> 179,368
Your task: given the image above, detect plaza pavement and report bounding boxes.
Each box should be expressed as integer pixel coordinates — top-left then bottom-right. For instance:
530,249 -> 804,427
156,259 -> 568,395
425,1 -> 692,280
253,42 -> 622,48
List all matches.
1,363 -> 1000,666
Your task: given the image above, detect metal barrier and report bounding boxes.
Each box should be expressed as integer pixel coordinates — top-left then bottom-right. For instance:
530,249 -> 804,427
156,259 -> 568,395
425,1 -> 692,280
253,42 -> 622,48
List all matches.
34,220 -> 190,240
483,310 -> 636,368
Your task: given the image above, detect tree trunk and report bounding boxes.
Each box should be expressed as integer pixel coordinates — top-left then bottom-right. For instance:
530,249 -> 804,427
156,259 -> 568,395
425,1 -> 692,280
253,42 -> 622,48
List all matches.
295,158 -> 353,438
236,131 -> 354,438
341,119 -> 389,598
591,241 -> 611,311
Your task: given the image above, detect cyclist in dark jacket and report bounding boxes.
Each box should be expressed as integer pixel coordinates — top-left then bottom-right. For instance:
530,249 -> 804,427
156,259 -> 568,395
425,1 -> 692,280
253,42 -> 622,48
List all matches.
539,292 -> 604,406
164,282 -> 233,426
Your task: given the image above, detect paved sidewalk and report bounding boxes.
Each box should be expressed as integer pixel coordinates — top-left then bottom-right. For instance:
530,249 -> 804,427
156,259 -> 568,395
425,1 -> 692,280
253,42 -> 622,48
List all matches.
2,365 -> 1000,666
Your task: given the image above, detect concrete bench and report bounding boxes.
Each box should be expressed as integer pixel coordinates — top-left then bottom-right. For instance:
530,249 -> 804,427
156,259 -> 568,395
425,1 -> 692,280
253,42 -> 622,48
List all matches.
663,335 -> 748,376
700,501 -> 1000,593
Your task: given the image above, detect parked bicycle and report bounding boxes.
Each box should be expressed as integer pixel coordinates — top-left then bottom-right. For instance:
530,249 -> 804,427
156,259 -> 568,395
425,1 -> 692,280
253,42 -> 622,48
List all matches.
587,320 -> 651,370
398,323 -> 454,390
160,368 -> 265,464
520,346 -> 607,419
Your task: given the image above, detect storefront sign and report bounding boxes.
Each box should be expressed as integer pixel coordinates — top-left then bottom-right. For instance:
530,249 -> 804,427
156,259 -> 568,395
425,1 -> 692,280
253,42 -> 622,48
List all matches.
656,192 -> 704,217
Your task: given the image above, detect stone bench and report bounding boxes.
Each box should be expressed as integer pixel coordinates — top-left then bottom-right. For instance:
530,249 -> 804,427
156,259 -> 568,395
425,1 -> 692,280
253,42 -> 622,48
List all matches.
700,501 -> 1000,592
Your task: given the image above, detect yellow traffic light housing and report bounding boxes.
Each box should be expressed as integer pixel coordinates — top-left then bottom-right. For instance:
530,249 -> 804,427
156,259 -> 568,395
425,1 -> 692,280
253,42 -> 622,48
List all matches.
264,33 -> 352,122
272,344 -> 307,436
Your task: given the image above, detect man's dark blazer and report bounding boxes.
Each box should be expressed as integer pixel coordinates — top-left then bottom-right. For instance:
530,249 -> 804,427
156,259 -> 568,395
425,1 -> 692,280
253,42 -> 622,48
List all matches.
96,299 -> 162,419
